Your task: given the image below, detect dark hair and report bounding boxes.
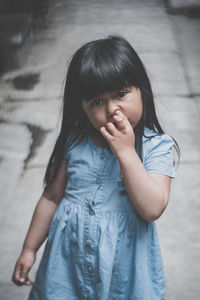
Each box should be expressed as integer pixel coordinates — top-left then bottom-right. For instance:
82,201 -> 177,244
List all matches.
44,35 -> 180,187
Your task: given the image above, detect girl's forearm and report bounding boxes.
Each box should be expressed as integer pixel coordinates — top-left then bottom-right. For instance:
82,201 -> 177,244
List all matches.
22,196 -> 58,253
117,149 -> 165,222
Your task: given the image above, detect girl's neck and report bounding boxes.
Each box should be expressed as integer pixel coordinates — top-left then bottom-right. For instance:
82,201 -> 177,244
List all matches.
89,134 -> 108,148
86,126 -> 109,148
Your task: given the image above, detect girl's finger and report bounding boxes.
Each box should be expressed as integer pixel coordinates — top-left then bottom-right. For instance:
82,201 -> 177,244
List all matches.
14,264 -> 22,281
19,265 -> 29,283
100,126 -> 113,140
25,276 -> 32,285
12,264 -> 24,286
116,110 -> 126,118
113,112 -> 127,130
105,122 -> 118,135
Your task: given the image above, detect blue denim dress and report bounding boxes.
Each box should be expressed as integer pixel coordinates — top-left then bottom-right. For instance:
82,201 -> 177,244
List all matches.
28,127 -> 175,300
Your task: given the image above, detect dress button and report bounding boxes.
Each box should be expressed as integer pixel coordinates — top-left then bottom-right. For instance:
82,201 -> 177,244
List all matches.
88,264 -> 94,274
80,287 -> 91,299
85,238 -> 93,247
117,181 -> 124,187
86,262 -> 94,274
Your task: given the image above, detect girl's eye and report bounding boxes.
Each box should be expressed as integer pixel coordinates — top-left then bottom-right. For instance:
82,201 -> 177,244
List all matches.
116,91 -> 128,99
90,98 -> 102,107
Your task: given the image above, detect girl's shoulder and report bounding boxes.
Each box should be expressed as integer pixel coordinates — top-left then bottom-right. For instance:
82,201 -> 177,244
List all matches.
143,127 -> 174,149
142,127 -> 175,178
65,128 -> 78,145
64,128 -> 89,160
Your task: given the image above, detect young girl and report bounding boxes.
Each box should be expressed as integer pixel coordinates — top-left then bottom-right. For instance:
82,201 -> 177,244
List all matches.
12,35 -> 179,300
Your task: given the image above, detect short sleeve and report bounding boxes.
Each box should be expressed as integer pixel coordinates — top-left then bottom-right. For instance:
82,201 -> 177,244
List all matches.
143,133 -> 175,178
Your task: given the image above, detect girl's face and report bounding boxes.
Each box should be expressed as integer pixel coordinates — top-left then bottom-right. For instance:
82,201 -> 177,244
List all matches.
82,86 -> 143,134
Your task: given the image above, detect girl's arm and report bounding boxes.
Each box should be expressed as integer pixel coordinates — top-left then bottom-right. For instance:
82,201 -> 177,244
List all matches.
22,159 -> 68,252
100,110 -> 171,222
118,150 -> 171,221
12,159 -> 68,286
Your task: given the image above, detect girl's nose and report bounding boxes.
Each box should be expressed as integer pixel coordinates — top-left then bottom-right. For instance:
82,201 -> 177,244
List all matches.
106,100 -> 119,117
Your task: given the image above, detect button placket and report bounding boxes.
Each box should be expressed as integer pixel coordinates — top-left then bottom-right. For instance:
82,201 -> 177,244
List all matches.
85,260 -> 95,285
85,239 -> 95,254
83,199 -> 97,290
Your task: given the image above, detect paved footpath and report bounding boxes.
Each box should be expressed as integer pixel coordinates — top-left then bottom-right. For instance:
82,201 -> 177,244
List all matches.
0,0 -> 199,299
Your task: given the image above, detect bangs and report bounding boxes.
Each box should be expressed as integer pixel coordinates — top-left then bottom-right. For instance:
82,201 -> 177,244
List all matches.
77,45 -> 138,102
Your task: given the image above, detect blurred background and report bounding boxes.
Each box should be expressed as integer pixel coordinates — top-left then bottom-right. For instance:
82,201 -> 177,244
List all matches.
0,0 -> 200,299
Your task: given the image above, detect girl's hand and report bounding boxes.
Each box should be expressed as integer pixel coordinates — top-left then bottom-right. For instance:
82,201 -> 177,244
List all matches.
100,110 -> 136,158
12,248 -> 36,286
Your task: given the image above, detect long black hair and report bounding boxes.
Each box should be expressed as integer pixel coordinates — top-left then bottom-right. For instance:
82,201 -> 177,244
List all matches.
44,35 -> 180,187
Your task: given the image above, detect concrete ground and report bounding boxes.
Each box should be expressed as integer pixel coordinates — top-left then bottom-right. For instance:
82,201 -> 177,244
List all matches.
0,0 -> 200,299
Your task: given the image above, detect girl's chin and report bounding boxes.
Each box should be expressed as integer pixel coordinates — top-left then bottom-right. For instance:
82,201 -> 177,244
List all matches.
130,120 -> 136,128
